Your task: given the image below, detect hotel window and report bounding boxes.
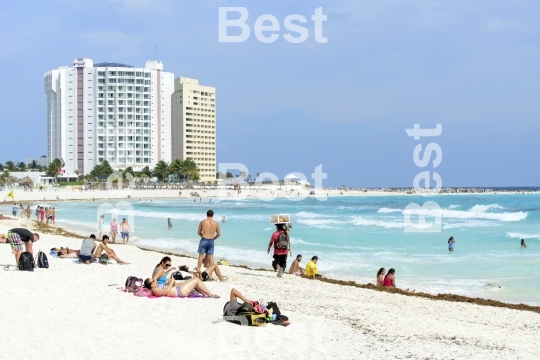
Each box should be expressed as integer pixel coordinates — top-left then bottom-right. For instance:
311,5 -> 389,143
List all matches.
108,71 -> 116,76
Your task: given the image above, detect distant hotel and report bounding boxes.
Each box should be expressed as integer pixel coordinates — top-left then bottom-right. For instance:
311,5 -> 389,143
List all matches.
44,58 -> 216,183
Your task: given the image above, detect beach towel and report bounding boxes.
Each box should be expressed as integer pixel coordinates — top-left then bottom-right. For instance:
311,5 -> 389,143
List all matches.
147,294 -> 206,299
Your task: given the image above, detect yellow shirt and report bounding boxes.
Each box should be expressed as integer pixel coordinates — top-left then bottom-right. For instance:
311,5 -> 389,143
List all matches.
305,261 -> 318,276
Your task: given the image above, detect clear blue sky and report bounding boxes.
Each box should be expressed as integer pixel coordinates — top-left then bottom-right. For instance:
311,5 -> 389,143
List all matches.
1,0 -> 538,187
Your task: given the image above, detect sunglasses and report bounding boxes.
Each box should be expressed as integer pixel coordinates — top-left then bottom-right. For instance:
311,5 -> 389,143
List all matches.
164,264 -> 171,268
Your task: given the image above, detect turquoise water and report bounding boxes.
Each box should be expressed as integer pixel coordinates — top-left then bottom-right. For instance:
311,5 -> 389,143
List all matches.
50,194 -> 540,305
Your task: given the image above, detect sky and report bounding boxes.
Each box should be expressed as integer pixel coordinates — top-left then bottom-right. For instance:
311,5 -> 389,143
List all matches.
0,0 -> 539,187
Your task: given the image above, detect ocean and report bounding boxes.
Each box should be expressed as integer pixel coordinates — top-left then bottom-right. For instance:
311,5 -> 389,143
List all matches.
49,193 -> 539,305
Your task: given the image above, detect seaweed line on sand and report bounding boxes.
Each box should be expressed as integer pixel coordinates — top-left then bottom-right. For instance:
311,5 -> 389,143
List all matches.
32,221 -> 540,316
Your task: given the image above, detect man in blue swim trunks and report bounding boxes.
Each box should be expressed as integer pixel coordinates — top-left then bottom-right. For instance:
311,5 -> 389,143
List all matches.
197,210 -> 220,273
121,218 -> 131,244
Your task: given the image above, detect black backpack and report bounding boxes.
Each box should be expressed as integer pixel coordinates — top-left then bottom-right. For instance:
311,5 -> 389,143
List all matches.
18,252 -> 35,271
276,232 -> 290,250
36,251 -> 49,269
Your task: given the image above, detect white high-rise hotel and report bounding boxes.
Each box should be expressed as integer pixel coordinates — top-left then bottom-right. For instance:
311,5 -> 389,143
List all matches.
44,58 -> 216,182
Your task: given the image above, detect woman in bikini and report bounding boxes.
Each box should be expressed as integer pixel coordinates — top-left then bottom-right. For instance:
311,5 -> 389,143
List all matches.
143,276 -> 219,298
110,218 -> 118,243
152,256 -> 178,287
383,268 -> 415,292
376,268 -> 386,287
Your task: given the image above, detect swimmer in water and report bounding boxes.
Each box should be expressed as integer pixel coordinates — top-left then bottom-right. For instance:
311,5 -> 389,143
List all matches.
168,218 -> 172,229
448,236 -> 455,252
222,216 -> 226,223
521,239 -> 527,249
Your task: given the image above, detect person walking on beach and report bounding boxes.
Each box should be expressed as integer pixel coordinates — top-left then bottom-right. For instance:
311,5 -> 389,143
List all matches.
51,207 -> 56,224
12,203 -> 17,216
267,224 -> 291,278
35,206 -> 40,222
39,206 -> 45,223
521,239 -> 527,249
168,218 -> 172,229
121,218 -> 131,244
98,215 -> 105,239
448,236 -> 455,252
110,218 -> 118,243
7,228 -> 40,264
197,210 -> 220,273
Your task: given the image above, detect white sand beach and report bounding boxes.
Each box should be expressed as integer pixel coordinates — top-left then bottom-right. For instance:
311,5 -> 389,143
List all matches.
1,217 -> 540,360
1,186 -> 538,205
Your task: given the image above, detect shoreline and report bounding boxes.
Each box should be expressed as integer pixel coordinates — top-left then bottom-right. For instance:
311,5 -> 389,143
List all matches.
28,220 -> 540,315
1,187 -> 539,204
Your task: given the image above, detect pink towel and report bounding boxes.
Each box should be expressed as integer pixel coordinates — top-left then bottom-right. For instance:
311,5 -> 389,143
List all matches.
147,294 -> 205,299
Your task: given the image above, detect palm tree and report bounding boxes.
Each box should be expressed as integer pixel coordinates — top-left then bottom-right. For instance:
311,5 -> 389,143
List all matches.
5,161 -> 16,172
17,162 -> 27,172
153,160 -> 169,182
46,158 -> 63,183
168,159 -> 184,182
181,159 -> 200,182
30,160 -> 38,169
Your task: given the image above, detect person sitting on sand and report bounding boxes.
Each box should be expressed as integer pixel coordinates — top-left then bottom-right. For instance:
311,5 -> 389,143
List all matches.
383,268 -> 414,292
93,235 -> 130,264
152,256 -> 178,287
376,268 -> 386,286
143,276 -> 219,298
289,254 -> 305,276
305,256 -> 322,278
194,262 -> 228,282
521,239 -> 527,249
78,235 -> 97,264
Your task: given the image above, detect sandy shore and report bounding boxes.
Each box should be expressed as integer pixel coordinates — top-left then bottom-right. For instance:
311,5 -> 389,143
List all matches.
1,187 -> 538,203
1,217 -> 540,359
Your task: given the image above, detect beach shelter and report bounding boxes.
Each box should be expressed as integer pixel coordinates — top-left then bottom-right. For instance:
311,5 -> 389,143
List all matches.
20,176 -> 34,185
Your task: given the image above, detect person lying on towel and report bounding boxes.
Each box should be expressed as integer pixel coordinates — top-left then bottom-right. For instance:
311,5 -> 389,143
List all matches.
142,276 -> 220,298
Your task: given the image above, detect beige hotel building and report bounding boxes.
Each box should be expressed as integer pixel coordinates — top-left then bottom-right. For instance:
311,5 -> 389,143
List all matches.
171,77 -> 216,183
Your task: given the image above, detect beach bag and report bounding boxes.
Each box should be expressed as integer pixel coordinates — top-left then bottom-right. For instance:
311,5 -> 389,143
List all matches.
236,312 -> 268,327
134,287 -> 153,297
276,232 -> 289,250
223,302 -> 267,326
124,276 -> 143,293
171,271 -> 192,281
18,252 -> 35,271
36,251 -> 49,269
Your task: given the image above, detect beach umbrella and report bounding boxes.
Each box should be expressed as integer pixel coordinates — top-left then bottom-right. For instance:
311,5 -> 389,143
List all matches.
7,190 -> 14,200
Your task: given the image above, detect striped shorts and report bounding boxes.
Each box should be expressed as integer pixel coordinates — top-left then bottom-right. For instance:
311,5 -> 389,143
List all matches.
7,231 -> 23,252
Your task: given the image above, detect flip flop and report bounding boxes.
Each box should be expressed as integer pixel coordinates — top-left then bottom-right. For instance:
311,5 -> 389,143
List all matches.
209,294 -> 220,299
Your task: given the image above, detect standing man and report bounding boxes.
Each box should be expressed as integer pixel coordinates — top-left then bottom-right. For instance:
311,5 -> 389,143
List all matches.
197,210 -> 220,272
12,203 -> 17,216
121,218 -> 131,244
267,224 -> 292,278
7,228 -> 40,264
